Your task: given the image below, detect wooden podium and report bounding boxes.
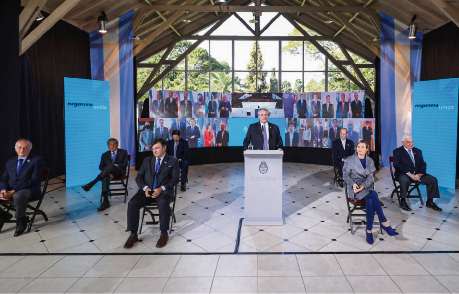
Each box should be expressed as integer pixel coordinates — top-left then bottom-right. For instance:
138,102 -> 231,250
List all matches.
243,150 -> 283,225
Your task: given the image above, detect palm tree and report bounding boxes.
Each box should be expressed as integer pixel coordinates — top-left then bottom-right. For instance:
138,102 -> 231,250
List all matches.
210,72 -> 232,92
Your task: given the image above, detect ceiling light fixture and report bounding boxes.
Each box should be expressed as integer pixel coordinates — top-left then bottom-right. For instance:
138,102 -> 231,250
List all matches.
408,15 -> 417,40
36,11 -> 44,21
98,11 -> 108,34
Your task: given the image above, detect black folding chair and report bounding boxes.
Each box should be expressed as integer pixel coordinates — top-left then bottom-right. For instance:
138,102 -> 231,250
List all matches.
0,168 -> 50,233
138,183 -> 178,235
389,156 -> 423,206
108,155 -> 131,203
344,182 -> 383,234
332,153 -> 343,187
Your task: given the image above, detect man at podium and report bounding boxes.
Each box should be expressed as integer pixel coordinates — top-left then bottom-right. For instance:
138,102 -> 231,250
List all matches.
243,108 -> 283,150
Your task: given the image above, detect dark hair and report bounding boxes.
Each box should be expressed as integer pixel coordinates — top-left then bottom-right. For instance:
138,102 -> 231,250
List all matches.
107,138 -> 118,145
152,138 -> 167,147
171,130 -> 180,136
356,139 -> 370,154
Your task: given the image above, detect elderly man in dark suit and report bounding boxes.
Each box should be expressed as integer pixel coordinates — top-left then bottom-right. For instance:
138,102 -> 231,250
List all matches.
82,138 -> 128,211
393,135 -> 442,211
0,139 -> 44,236
167,130 -> 189,191
243,108 -> 283,150
124,138 -> 179,249
332,128 -> 355,186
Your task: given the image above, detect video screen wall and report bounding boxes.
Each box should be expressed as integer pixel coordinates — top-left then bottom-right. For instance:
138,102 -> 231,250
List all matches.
137,90 -> 375,151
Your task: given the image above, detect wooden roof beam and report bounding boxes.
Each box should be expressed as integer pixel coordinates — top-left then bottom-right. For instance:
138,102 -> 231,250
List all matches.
429,0 -> 459,27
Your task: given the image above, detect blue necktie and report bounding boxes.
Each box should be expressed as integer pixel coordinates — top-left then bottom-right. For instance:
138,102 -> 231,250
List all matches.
408,150 -> 415,165
111,151 -> 116,162
17,159 -> 24,175
152,158 -> 161,189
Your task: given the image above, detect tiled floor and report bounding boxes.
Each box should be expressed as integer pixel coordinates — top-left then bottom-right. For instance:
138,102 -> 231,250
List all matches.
1,162 -> 459,293
0,253 -> 459,293
0,162 -> 457,253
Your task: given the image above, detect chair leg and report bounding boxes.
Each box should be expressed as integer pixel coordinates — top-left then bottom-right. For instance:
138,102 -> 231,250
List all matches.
416,186 -> 424,206
139,208 -> 145,235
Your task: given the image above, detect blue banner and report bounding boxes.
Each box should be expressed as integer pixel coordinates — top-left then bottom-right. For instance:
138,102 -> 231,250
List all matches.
64,78 -> 110,187
412,78 -> 459,190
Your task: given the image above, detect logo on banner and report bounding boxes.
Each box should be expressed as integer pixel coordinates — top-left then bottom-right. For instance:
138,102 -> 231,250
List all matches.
258,161 -> 268,174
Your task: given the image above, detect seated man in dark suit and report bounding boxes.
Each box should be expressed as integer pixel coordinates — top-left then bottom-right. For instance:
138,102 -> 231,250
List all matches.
0,139 -> 44,237
393,135 -> 442,211
332,128 -> 355,187
82,138 -> 128,211
243,108 -> 283,150
167,130 -> 189,191
124,138 -> 179,249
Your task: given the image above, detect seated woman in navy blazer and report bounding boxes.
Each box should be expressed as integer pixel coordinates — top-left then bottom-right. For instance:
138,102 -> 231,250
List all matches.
343,140 -> 398,244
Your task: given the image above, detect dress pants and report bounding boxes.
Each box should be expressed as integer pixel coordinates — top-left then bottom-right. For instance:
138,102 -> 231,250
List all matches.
127,190 -> 171,234
364,190 -> 387,231
179,160 -> 188,187
98,165 -> 123,197
398,174 -> 439,200
13,189 -> 40,221
335,160 -> 344,178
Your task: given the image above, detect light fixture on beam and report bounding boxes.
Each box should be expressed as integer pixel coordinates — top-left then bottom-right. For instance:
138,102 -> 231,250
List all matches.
98,11 -> 108,34
215,0 -> 228,4
408,15 -> 417,40
36,11 -> 44,21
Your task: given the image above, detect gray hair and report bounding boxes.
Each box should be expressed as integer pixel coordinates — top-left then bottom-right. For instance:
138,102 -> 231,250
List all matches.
402,134 -> 412,142
258,108 -> 271,115
15,139 -> 33,150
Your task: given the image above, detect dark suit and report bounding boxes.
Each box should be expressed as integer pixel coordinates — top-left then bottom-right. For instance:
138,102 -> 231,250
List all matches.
336,101 -> 349,118
285,131 -> 299,147
332,138 -> 355,177
180,100 -> 193,118
186,125 -> 201,148
98,149 -> 128,196
0,156 -> 44,221
351,100 -> 363,118
243,122 -> 283,150
167,139 -> 189,187
208,100 -> 218,118
362,126 -> 372,142
329,126 -> 339,142
322,103 -> 334,118
127,155 -> 179,233
164,98 -> 178,117
312,125 -> 324,147
296,100 -> 307,118
155,126 -> 169,140
393,146 -> 439,200
219,101 -> 232,118
311,101 -> 321,118
151,99 -> 164,117
216,130 -> 229,147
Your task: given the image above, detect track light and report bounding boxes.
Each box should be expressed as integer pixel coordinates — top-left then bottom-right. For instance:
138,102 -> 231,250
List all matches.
408,15 -> 417,40
215,0 -> 228,4
98,11 -> 108,34
36,11 -> 44,21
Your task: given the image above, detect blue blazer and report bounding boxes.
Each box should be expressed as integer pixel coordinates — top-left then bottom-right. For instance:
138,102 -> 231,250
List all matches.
0,155 -> 44,196
243,122 -> 283,150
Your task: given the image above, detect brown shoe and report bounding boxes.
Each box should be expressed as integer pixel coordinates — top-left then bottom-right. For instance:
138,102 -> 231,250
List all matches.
156,233 -> 169,248
123,233 -> 139,249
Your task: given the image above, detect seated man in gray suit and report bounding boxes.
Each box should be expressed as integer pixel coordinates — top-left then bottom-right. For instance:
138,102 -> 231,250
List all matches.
124,138 -> 179,249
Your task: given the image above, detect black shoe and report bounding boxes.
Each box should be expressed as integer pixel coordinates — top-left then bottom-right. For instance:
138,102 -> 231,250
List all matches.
123,233 -> 139,249
399,199 -> 412,211
426,201 -> 442,211
180,186 -> 186,192
14,217 -> 29,237
156,233 -> 169,248
82,183 -> 93,192
97,199 -> 110,211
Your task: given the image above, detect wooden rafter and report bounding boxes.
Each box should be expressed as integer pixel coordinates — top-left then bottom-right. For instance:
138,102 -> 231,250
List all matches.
137,15 -> 230,98
21,0 -> 81,55
19,0 -> 48,38
233,13 -> 256,35
141,4 -> 375,13
134,0 -> 195,57
155,11 -> 182,37
429,0 -> 459,27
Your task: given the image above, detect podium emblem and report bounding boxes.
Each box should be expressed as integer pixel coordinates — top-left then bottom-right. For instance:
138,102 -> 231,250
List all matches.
258,161 -> 268,174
